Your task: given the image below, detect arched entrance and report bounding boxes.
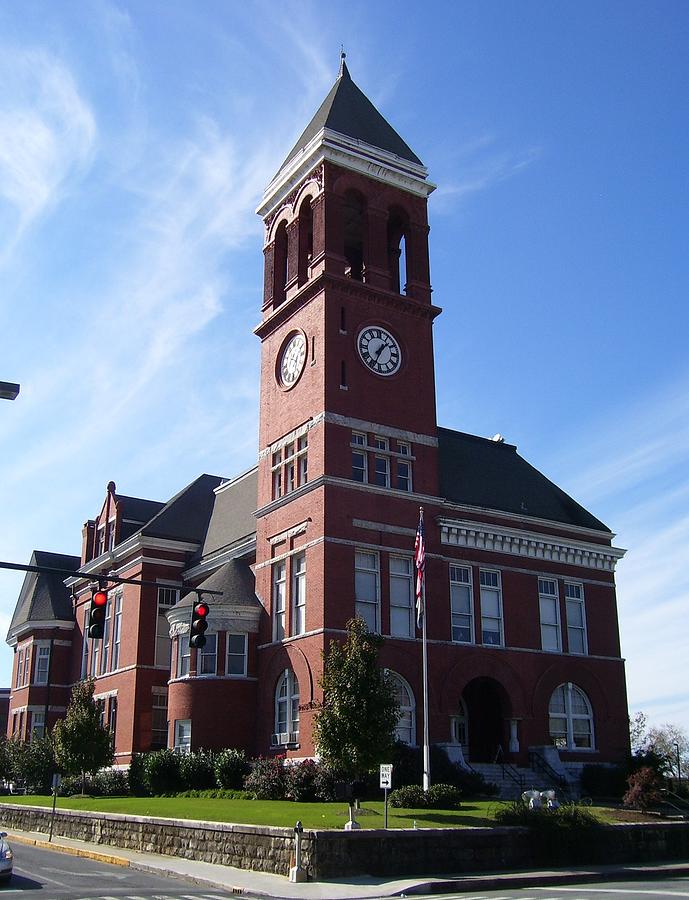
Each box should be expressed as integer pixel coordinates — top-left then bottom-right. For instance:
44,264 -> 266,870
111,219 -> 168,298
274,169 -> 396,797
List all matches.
461,677 -> 511,763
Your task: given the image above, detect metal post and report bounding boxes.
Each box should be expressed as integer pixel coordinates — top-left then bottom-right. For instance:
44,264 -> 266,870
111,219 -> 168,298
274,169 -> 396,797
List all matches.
421,577 -> 430,792
384,786 -> 388,829
289,821 -> 306,882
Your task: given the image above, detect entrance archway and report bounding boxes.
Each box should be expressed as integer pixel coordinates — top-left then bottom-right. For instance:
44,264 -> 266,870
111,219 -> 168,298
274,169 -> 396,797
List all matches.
461,677 -> 511,762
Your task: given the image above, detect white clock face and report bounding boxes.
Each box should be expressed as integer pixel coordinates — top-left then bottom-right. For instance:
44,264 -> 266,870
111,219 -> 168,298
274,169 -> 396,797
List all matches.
357,326 -> 402,376
278,332 -> 307,388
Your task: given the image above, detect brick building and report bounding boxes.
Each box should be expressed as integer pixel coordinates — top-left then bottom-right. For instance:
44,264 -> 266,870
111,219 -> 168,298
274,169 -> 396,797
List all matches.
6,60 -> 630,780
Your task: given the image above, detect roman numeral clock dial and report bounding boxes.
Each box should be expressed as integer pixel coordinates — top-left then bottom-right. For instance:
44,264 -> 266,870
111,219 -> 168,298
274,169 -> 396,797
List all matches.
277,331 -> 307,389
357,326 -> 402,376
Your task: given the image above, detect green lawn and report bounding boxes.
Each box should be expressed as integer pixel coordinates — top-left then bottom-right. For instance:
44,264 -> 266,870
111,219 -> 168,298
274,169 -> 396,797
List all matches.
1,795 -> 632,830
2,795 -> 502,829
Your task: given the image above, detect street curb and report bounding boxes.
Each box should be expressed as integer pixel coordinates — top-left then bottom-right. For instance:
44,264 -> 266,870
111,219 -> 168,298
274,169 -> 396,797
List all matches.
7,832 -> 130,868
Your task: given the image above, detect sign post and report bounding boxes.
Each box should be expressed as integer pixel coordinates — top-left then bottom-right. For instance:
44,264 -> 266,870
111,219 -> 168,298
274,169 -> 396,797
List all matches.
49,773 -> 61,842
379,764 -> 393,829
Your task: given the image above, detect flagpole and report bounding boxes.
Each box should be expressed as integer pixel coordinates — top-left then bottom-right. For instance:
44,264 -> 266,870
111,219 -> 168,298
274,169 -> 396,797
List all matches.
421,576 -> 431,791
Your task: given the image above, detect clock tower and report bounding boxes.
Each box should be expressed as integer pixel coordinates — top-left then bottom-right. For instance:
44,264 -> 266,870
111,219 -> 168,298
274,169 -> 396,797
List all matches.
253,57 -> 441,755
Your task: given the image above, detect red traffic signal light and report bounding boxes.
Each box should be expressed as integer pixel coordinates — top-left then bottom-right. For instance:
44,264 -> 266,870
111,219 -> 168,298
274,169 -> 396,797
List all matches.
88,587 -> 108,640
189,599 -> 210,649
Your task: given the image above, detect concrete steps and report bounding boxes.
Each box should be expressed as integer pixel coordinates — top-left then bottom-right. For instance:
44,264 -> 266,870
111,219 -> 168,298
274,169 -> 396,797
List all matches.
469,762 -> 574,800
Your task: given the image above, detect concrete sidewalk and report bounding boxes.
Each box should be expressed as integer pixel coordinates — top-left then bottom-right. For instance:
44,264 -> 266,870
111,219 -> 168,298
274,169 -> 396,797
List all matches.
7,826 -> 689,898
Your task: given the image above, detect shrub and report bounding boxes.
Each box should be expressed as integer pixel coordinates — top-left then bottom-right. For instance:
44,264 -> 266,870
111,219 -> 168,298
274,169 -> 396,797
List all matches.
389,784 -> 426,808
214,749 -> 250,790
623,766 -> 663,810
244,757 -> 287,800
283,759 -> 337,802
91,769 -> 129,796
144,749 -> 182,795
169,788 -> 248,799
179,751 -> 215,791
580,763 -> 627,799
425,783 -> 462,809
59,774 -> 90,796
128,752 -> 149,796
312,762 -> 338,801
387,742 -> 497,796
495,800 -> 601,864
13,736 -> 56,794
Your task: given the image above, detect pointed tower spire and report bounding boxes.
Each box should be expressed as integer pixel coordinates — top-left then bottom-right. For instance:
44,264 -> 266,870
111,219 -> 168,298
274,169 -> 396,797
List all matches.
338,47 -> 349,79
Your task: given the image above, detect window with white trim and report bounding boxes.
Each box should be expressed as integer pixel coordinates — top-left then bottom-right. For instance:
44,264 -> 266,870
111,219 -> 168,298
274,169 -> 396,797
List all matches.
355,550 -> 380,633
450,565 -> 474,643
100,597 -> 112,675
539,578 -> 561,652
226,633 -> 247,676
177,636 -> 190,677
199,633 -> 217,675
274,669 -> 299,744
107,519 -> 116,551
15,649 -> 23,689
351,432 -> 367,483
292,552 -> 306,636
396,443 -> 412,491
479,569 -> 503,646
390,556 -> 413,637
156,586 -> 179,668
271,436 -> 308,500
31,710 -> 45,740
549,682 -> 594,750
112,594 -> 122,670
91,625 -> 100,677
174,718 -> 191,753
374,454 -> 390,487
151,689 -> 168,749
272,561 -> 286,641
81,613 -> 90,679
565,582 -> 588,654
35,645 -> 50,685
108,696 -> 117,745
389,672 -> 415,744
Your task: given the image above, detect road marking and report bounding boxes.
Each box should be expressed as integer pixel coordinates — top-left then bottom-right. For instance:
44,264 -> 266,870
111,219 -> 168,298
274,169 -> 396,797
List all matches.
537,889 -> 689,897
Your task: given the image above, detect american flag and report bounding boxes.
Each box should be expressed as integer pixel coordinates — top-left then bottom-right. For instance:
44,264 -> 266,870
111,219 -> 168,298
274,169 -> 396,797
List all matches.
414,507 -> 426,628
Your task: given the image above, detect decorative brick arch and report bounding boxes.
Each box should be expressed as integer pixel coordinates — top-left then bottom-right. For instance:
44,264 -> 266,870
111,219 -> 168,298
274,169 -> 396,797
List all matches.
439,653 -> 529,718
261,643 -> 315,706
267,206 -> 293,244
532,661 -> 610,724
293,180 -> 321,214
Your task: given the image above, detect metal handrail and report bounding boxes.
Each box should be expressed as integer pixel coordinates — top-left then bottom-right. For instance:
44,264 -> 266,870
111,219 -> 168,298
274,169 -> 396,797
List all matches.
529,750 -> 572,800
660,789 -> 689,815
493,745 -> 525,792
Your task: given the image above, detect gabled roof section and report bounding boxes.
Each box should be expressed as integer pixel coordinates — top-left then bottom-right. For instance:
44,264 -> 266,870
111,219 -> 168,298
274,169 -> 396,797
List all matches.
116,495 -> 166,542
7,550 -> 80,640
438,428 -> 609,533
199,467 -> 257,562
140,474 -> 226,544
176,560 -> 258,612
280,59 -> 423,173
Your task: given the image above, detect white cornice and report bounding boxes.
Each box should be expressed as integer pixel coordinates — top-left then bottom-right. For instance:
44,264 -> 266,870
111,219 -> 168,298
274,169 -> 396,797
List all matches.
257,127 -> 435,221
437,517 -> 626,572
7,620 -> 74,646
182,537 -> 256,582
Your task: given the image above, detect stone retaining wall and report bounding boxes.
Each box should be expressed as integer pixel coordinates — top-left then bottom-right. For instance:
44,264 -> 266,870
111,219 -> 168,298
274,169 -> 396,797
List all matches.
1,803 -> 688,880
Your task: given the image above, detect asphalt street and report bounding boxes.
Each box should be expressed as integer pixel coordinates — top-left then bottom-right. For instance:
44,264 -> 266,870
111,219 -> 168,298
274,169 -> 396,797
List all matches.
2,840 -> 229,898
410,878 -> 689,900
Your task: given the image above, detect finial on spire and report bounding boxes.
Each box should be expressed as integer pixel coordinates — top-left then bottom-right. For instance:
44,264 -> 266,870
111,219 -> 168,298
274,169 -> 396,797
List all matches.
339,45 -> 347,77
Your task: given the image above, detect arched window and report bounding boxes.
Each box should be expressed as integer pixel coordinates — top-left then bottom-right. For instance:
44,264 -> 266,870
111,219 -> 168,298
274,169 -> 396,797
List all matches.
549,683 -> 594,750
389,672 -> 416,745
297,197 -> 313,286
273,220 -> 288,307
387,209 -> 409,294
343,190 -> 366,281
274,669 -> 299,745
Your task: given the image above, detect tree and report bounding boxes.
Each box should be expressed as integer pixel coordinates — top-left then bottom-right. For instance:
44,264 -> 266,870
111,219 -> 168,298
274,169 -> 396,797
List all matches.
646,724 -> 689,780
53,679 -> 113,793
313,617 -> 399,783
629,711 -> 648,755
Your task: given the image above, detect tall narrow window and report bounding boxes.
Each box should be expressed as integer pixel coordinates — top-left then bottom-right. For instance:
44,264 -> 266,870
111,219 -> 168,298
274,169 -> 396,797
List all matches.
199,633 -> 217,675
297,197 -> 313,286
108,696 -> 118,745
389,672 -> 415,744
31,711 -> 45,741
15,649 -> 23,689
177,637 -> 190,677
565,583 -> 588,654
480,570 -> 503,646
292,552 -> 306,636
107,519 -> 116,551
274,669 -> 300,744
151,689 -> 168,749
100,598 -> 112,675
396,441 -> 412,491
272,561 -> 286,641
23,647 -> 31,685
355,550 -> 380,633
390,556 -> 413,637
387,209 -> 409,294
374,455 -> 390,487
174,719 -> 191,754
226,633 -> 248,676
91,627 -> 100,676
273,221 -> 288,307
539,578 -> 561,651
343,190 -> 366,281
156,586 -> 179,668
35,645 -> 50,685
81,615 -> 90,679
351,432 -> 367,482
271,450 -> 282,500
111,595 -> 122,670
450,565 -> 474,643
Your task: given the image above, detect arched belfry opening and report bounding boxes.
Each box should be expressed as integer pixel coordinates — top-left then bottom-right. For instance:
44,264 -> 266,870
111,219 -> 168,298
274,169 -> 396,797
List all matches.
297,198 -> 313,287
387,208 -> 409,295
273,220 -> 288,307
343,190 -> 366,281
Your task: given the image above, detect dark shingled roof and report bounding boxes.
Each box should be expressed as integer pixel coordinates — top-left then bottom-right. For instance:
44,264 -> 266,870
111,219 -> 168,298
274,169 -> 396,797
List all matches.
199,468 -> 257,562
438,428 -> 609,532
140,474 -> 226,544
280,60 -> 423,172
176,560 -> 258,612
116,495 -> 166,542
7,550 -> 80,638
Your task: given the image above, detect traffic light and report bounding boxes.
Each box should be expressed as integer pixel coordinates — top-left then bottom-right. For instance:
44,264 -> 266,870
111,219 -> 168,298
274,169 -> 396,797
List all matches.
189,598 -> 209,649
88,586 -> 108,640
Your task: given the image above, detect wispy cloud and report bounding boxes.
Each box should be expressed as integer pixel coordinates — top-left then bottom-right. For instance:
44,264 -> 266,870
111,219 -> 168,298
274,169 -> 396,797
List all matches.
0,47 -> 96,262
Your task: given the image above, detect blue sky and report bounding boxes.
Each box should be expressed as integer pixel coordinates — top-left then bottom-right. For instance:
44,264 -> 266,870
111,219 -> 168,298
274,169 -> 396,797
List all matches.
1,0 -> 687,735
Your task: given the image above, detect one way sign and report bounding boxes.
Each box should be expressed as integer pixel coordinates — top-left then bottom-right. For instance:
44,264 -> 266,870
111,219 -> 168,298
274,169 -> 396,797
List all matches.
379,764 -> 393,789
